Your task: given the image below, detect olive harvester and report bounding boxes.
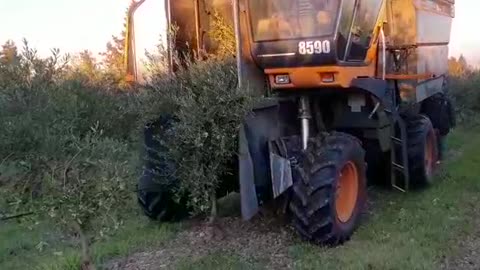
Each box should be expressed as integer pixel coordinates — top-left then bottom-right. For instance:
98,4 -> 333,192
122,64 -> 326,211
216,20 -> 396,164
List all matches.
135,0 -> 457,245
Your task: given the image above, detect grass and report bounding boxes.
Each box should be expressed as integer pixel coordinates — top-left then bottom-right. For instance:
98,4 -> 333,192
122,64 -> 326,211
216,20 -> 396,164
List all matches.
0,222 -> 61,270
2,127 -> 480,270
1,214 -> 180,270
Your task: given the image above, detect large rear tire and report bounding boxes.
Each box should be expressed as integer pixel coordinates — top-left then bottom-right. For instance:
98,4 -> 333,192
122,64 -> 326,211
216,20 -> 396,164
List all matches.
289,132 -> 367,245
136,116 -> 189,221
137,172 -> 189,222
406,115 -> 439,187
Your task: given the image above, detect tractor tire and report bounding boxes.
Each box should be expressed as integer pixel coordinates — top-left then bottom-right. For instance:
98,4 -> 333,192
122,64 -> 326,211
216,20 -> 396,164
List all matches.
289,132 -> 367,246
137,173 -> 189,221
363,139 -> 390,187
136,115 -> 189,222
406,115 -> 439,187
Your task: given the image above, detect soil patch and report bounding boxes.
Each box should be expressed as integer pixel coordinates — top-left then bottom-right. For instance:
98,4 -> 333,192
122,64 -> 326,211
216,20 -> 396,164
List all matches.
104,214 -> 298,270
442,204 -> 480,270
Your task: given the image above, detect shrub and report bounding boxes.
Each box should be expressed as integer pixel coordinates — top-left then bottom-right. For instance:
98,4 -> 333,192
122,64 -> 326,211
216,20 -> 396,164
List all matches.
0,40 -> 141,257
448,70 -> 480,124
134,11 -> 257,217
138,56 -> 255,216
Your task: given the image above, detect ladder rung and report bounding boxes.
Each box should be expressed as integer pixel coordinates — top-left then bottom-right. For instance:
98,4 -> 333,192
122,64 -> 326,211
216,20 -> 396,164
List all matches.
392,184 -> 407,192
391,137 -> 403,144
392,162 -> 405,170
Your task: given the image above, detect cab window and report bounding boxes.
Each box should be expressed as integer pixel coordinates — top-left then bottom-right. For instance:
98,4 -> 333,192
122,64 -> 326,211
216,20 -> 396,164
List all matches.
347,0 -> 383,61
248,0 -> 341,42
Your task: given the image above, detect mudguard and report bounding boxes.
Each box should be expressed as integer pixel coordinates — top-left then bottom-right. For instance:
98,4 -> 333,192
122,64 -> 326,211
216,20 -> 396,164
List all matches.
238,125 -> 259,220
238,97 -> 298,220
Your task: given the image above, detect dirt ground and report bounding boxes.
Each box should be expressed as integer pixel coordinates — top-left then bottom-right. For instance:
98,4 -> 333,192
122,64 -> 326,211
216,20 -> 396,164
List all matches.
442,206 -> 480,270
104,201 -> 480,270
106,206 -> 480,270
104,152 -> 480,270
103,187 -> 381,270
105,214 -> 298,270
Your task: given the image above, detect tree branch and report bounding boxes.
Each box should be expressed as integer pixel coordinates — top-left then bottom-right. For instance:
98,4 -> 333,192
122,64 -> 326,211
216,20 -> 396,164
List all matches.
0,211 -> 34,221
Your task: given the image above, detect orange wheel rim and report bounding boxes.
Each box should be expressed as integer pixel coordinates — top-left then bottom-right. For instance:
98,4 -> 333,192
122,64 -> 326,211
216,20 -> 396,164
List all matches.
335,161 -> 359,223
425,131 -> 435,177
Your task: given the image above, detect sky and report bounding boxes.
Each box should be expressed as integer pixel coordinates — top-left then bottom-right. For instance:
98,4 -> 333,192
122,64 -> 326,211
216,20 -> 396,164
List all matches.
0,0 -> 167,60
0,1 -> 477,64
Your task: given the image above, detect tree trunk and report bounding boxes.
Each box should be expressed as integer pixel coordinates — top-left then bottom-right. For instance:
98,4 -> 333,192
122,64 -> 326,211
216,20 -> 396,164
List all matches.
209,191 -> 217,224
73,221 -> 96,270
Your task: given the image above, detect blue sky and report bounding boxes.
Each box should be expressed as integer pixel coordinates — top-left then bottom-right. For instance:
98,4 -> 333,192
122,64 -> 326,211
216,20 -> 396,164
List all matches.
0,0 -> 477,63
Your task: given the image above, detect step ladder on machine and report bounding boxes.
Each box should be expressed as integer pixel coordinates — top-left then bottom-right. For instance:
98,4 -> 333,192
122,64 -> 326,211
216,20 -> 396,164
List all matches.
387,106 -> 410,192
383,83 -> 410,192
382,45 -> 416,192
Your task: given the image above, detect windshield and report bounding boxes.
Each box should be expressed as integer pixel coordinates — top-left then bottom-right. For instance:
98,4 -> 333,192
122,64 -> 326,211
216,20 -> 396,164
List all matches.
249,0 -> 341,42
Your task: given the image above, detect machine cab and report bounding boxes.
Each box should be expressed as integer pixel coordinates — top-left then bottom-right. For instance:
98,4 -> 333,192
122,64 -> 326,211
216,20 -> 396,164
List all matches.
245,0 -> 384,88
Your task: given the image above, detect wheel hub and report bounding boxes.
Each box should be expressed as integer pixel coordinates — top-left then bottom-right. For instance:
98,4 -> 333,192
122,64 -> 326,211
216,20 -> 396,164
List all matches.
335,161 -> 359,223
